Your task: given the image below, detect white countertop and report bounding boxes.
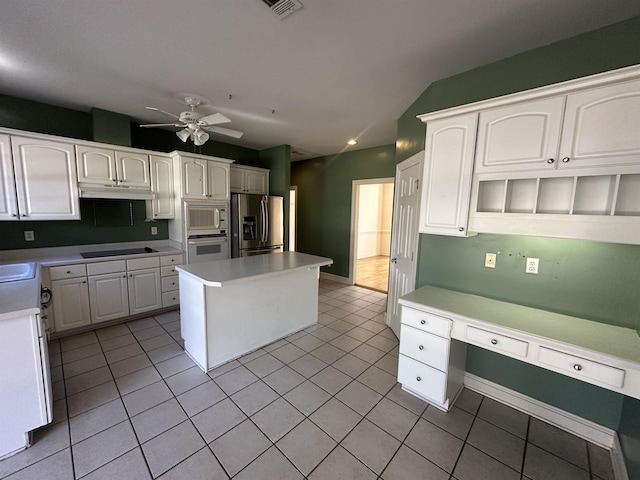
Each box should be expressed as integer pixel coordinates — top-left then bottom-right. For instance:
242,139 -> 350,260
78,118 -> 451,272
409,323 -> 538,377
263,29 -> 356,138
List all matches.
399,285 -> 640,365
177,252 -> 333,287
0,241 -> 182,268
0,268 -> 41,319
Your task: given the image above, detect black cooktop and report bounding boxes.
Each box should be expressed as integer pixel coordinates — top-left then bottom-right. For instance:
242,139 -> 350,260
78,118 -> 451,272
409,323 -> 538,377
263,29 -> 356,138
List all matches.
80,247 -> 157,259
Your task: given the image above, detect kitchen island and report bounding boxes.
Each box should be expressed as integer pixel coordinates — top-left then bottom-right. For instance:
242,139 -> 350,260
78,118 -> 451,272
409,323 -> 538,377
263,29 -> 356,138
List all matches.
176,252 -> 333,371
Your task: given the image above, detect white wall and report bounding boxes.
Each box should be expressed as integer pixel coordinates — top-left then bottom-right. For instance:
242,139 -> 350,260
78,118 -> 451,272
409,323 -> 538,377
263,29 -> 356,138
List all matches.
357,183 -> 393,259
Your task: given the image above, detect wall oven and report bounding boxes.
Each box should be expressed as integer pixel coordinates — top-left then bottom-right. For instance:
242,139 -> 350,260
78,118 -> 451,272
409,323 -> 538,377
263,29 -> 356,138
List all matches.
184,202 -> 230,264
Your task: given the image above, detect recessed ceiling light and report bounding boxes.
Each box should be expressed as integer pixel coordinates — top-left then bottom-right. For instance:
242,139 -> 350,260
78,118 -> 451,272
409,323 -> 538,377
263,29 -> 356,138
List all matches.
347,139 -> 358,145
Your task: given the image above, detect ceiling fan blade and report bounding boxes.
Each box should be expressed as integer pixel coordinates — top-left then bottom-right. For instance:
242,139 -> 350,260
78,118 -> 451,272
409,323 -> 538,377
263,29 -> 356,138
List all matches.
198,112 -> 231,126
139,123 -> 182,128
146,106 -> 181,120
202,126 -> 244,138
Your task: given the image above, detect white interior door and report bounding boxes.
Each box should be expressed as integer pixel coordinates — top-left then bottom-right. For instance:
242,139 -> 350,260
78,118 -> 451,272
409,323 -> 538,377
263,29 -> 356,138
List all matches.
386,151 -> 423,338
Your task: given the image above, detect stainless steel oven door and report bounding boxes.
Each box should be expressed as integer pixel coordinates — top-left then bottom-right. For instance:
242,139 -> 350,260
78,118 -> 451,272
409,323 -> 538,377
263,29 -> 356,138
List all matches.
186,235 -> 230,264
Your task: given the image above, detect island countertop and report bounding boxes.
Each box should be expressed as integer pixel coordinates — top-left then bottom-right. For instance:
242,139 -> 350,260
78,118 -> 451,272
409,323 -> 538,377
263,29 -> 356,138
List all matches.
176,251 -> 333,287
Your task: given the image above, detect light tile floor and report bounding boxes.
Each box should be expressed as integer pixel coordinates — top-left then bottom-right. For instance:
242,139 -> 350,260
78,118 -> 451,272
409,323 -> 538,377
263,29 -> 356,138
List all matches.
0,279 -> 616,479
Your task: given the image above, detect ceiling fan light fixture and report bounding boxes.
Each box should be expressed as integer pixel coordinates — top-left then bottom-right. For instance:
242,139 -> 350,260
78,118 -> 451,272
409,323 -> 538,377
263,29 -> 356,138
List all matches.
194,130 -> 210,146
347,139 -> 358,145
176,128 -> 191,142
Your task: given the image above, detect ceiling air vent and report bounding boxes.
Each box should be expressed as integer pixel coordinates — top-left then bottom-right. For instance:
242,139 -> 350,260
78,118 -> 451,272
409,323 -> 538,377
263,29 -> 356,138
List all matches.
260,0 -> 303,19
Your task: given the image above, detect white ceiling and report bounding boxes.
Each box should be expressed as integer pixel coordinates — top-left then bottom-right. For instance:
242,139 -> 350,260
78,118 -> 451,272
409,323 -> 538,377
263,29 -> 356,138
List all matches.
1,1 -> 639,160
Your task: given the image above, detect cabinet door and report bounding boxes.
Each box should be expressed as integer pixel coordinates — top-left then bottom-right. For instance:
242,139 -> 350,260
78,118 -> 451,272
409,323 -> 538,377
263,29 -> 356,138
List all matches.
128,268 -> 162,315
474,97 -> 565,174
149,155 -> 175,219
11,137 -> 80,220
245,170 -> 268,194
181,159 -> 208,199
51,277 -> 91,331
559,79 -> 640,170
419,113 -> 477,236
88,272 -> 129,323
207,161 -> 230,200
0,135 -> 18,220
115,151 -> 150,187
229,167 -> 245,193
76,146 -> 117,184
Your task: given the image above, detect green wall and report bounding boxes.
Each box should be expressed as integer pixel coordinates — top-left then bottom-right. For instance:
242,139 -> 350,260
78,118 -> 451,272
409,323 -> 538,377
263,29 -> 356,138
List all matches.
291,145 -> 396,277
260,145 -> 292,250
397,15 -> 640,470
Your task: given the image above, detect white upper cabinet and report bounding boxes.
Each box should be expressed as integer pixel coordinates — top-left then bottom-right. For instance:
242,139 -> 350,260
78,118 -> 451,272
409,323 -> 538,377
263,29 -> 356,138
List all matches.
77,145 -> 150,187
10,136 -> 80,220
559,79 -> 640,171
179,155 -> 231,201
230,165 -> 269,194
147,155 -> 175,219
419,113 -> 478,236
0,135 -> 18,220
474,97 -> 565,174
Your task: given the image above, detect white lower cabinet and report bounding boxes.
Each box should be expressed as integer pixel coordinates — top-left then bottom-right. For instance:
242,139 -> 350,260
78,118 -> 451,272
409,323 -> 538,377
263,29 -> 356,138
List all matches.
88,271 -> 129,324
397,305 -> 466,411
127,257 -> 161,315
51,277 -> 91,331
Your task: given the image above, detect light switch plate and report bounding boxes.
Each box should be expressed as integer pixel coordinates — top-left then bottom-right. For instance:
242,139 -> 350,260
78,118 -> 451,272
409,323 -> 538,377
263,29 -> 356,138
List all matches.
526,257 -> 539,274
485,253 -> 497,268
24,231 -> 34,241
151,226 -> 158,235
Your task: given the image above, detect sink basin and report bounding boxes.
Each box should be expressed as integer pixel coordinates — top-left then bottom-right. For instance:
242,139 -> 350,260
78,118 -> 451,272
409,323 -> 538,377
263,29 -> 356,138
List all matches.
0,263 -> 36,283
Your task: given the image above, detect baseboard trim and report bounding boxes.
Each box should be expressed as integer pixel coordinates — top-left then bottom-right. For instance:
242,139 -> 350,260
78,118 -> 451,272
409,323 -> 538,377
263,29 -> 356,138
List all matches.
463,373 -> 628,480
320,272 -> 351,284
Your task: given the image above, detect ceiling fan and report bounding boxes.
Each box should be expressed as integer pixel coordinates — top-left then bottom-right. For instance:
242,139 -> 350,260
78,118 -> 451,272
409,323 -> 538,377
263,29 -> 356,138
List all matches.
140,96 -> 243,146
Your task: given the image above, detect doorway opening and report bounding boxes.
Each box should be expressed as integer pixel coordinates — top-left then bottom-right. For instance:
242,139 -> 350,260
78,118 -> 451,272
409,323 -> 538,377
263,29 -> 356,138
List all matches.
350,178 -> 394,292
289,186 -> 297,251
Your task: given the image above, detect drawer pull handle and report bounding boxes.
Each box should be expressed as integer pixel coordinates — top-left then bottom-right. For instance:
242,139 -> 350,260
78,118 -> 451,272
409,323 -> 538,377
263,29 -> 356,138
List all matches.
66,270 -> 71,274
490,339 -> 498,345
418,345 -> 424,350
420,320 -> 426,325
573,364 -> 582,372
416,376 -> 422,382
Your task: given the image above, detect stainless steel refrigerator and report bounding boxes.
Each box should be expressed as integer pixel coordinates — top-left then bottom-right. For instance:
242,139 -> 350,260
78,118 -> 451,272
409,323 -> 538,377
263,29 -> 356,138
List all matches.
231,194 -> 284,257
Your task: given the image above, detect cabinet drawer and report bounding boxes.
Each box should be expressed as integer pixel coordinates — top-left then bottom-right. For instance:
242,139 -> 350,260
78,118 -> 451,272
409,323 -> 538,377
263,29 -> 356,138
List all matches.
537,347 -> 625,389
401,306 -> 451,338
161,265 -> 179,277
162,291 -> 180,307
127,256 -> 160,271
399,325 -> 450,372
466,325 -> 529,358
160,254 -> 183,266
161,275 -> 179,292
49,264 -> 87,280
398,355 -> 447,404
87,260 -> 126,275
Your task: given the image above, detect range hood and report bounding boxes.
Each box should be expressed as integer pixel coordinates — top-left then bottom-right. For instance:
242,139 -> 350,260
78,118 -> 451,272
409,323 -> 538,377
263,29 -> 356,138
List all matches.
79,183 -> 154,200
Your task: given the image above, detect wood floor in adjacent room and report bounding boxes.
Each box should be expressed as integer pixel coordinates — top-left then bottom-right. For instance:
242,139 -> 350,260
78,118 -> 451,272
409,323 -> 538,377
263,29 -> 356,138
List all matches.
356,255 -> 389,293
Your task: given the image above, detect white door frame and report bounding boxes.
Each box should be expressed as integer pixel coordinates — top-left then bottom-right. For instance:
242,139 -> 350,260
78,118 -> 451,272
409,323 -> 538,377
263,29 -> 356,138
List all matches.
349,177 -> 395,286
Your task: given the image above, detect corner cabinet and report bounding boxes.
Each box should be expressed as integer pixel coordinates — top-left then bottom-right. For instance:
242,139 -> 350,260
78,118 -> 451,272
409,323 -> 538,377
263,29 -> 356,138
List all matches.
230,165 -> 269,194
3,136 -> 80,220
418,65 -> 640,245
417,113 -> 477,236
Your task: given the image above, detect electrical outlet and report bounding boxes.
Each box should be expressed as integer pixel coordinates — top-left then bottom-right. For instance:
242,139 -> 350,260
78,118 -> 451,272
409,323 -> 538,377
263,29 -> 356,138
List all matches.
24,231 -> 34,241
484,253 -> 497,268
526,257 -> 539,274
151,226 -> 158,235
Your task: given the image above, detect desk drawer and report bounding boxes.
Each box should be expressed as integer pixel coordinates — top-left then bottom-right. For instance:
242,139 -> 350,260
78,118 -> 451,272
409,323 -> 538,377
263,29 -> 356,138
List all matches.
402,307 -> 451,338
400,325 -> 449,372
537,347 -> 625,389
466,325 -> 529,358
49,264 -> 86,280
398,355 -> 447,404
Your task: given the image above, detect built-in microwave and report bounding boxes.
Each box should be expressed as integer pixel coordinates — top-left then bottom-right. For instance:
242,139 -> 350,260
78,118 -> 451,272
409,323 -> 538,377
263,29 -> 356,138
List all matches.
185,202 -> 228,234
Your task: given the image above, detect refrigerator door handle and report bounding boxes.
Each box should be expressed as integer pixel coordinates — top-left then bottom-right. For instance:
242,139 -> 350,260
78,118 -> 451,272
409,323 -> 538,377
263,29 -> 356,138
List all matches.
264,195 -> 269,242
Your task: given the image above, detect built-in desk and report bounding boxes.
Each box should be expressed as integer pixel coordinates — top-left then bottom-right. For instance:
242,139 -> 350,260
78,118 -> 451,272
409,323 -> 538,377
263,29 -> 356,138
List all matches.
177,252 -> 333,372
398,285 -> 640,412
